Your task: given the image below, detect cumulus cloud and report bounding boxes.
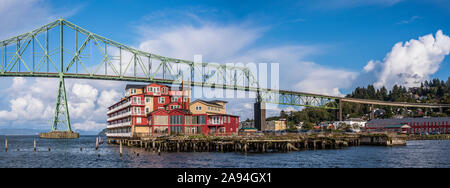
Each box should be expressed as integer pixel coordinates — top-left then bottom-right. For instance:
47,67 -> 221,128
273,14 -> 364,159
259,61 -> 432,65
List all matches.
359,30 -> 450,89
73,120 -> 107,132
0,0 -> 80,39
138,24 -> 263,61
136,14 -> 354,97
0,94 -> 53,122
72,83 -> 98,100
293,62 -> 357,96
0,77 -> 122,131
133,11 -> 357,120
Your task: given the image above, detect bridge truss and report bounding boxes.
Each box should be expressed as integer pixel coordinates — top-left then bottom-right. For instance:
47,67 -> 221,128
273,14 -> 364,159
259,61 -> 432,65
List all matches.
0,19 -> 448,131
0,19 -> 342,131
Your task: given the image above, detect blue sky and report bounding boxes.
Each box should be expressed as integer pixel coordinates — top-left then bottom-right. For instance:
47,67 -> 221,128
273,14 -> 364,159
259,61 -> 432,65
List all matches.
0,0 -> 449,132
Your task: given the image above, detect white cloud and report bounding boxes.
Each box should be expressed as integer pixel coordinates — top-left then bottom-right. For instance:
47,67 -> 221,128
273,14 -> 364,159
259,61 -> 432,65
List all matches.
361,30 -> 450,89
97,90 -> 121,108
72,83 -> 98,100
0,94 -> 53,122
0,0 -> 80,39
397,16 -> 422,25
0,77 -> 121,131
363,60 -> 376,72
310,0 -> 403,9
138,24 -> 263,61
73,120 -> 107,131
137,16 -> 354,97
293,63 -> 357,96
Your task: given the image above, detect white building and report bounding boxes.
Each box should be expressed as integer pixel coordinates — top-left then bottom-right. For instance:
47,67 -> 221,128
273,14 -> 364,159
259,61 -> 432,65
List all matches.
333,118 -> 367,132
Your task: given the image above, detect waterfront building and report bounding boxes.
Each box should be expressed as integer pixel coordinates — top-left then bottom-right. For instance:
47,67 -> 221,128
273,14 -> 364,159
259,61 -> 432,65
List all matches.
106,84 -> 239,138
366,117 -> 450,134
333,118 -> 367,132
264,120 -> 287,131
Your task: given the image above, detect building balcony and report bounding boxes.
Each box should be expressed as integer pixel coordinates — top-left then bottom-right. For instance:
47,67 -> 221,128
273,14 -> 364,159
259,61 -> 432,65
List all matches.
132,111 -> 146,116
106,132 -> 132,138
107,111 -> 132,122
107,101 -> 132,114
207,120 -> 224,125
107,122 -> 132,129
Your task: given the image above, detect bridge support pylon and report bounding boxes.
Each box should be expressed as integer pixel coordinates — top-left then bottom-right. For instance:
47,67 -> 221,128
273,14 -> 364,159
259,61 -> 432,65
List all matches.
40,75 -> 79,139
254,101 -> 266,131
339,100 -> 343,121
369,104 -> 375,120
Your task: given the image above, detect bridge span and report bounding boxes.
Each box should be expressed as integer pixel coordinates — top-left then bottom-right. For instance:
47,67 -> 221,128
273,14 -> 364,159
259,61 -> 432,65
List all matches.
0,19 -> 448,132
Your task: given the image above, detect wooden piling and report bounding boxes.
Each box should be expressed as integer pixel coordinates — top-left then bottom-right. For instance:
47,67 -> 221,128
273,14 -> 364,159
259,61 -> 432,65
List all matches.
96,137 -> 99,150
262,143 -> 266,153
5,137 -> 7,152
34,139 -> 36,152
120,140 -> 123,157
158,146 -> 161,155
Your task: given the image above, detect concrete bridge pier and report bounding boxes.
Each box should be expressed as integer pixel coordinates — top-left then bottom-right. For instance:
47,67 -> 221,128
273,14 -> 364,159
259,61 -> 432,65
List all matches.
254,102 -> 266,131
369,104 -> 375,120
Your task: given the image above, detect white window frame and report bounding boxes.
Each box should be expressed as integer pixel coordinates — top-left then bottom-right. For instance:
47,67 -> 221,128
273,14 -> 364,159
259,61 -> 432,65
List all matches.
137,97 -> 141,104
159,97 -> 165,104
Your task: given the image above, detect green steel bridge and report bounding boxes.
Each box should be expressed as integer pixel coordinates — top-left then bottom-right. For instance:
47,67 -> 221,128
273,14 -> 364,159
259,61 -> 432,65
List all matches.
0,19 -> 449,132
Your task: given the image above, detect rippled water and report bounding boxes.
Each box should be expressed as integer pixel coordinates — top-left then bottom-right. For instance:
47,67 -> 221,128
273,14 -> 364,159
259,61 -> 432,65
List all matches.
0,135 -> 449,168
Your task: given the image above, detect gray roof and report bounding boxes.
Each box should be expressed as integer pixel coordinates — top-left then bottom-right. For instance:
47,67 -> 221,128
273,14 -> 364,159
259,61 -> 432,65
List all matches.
125,84 -> 147,90
192,99 -> 225,107
367,117 -> 450,128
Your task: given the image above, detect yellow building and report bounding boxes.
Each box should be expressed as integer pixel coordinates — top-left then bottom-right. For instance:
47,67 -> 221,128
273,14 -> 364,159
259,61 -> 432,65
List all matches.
125,84 -> 144,97
189,100 -> 228,115
264,120 -> 287,131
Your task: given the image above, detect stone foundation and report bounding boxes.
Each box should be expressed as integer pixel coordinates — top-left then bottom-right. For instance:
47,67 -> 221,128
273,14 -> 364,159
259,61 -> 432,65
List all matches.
360,134 -> 406,146
40,131 -> 79,139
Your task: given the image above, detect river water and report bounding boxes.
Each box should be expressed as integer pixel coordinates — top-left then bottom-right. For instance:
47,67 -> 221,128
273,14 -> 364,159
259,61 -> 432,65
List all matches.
0,135 -> 448,168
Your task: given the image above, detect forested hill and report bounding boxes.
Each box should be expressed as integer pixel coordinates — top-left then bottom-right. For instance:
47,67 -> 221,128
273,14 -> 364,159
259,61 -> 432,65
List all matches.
347,78 -> 450,104
268,78 -> 450,129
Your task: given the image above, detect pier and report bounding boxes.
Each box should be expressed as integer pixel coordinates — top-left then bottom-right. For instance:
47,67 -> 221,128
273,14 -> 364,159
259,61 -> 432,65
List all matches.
40,131 -> 80,139
107,133 -> 406,153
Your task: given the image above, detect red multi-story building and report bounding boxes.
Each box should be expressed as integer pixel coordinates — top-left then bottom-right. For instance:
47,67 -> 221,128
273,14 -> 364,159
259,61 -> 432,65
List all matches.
106,84 -> 239,138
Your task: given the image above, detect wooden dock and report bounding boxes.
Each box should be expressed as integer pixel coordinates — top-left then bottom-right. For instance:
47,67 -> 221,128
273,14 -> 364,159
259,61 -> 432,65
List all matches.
107,133 -> 406,153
